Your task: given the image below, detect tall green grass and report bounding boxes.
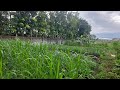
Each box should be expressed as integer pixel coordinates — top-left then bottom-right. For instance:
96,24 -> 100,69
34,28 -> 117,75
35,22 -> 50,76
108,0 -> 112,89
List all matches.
1,39 -> 119,79
0,39 -> 99,79
0,44 -> 2,78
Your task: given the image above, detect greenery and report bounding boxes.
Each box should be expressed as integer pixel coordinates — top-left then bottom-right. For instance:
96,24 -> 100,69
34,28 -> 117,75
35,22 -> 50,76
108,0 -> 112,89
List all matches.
0,11 -> 120,79
0,39 -> 120,79
64,34 -> 97,46
0,11 -> 92,41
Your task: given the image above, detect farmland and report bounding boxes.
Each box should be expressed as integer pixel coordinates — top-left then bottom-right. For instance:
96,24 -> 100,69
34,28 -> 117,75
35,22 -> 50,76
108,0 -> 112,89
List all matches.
1,38 -> 120,79
0,11 -> 120,79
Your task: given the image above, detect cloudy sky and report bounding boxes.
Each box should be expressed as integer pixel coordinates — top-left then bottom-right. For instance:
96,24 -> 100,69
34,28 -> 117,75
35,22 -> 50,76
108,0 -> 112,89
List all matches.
79,11 -> 120,35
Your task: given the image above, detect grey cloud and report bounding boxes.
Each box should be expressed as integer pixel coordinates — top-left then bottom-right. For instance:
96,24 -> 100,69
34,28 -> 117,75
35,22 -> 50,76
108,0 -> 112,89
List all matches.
79,11 -> 120,34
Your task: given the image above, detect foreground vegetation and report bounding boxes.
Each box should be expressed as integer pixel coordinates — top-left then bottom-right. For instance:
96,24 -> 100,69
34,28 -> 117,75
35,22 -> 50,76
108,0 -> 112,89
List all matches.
1,39 -> 120,79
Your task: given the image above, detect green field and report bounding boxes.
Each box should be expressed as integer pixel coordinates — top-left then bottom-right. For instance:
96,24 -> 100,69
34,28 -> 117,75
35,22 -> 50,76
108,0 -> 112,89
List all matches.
1,39 -> 120,79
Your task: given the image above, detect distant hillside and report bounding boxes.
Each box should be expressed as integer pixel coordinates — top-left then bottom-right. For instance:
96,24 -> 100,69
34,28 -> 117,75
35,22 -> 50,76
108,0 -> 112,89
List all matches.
95,33 -> 120,40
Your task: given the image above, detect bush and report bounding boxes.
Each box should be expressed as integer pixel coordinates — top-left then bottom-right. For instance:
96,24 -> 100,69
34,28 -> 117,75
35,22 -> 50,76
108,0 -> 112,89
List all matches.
112,41 -> 120,59
64,35 -> 96,46
64,40 -> 80,46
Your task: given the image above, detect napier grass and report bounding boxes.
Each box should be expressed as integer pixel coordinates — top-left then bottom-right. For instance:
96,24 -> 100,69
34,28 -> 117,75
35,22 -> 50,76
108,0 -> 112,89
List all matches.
0,39 -> 120,79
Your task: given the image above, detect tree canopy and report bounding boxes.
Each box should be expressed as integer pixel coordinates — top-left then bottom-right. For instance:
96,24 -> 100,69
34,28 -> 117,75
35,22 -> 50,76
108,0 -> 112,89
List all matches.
0,11 -> 92,40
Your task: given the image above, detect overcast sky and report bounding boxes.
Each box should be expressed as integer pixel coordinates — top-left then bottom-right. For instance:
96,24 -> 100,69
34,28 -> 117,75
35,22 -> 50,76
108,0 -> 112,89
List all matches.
79,11 -> 120,34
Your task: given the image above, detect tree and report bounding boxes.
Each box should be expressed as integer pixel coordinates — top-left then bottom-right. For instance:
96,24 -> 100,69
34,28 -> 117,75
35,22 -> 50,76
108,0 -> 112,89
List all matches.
36,11 -> 48,42
0,11 -> 93,43
56,11 -> 67,39
77,18 -> 91,37
66,11 -> 80,39
54,11 -> 68,43
0,11 -> 9,35
10,11 -> 37,38
28,11 -> 37,40
10,11 -> 25,37
48,11 -> 56,39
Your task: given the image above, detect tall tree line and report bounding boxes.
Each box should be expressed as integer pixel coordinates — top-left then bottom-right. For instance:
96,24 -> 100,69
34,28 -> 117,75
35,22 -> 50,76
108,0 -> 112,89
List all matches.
0,11 -> 92,40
